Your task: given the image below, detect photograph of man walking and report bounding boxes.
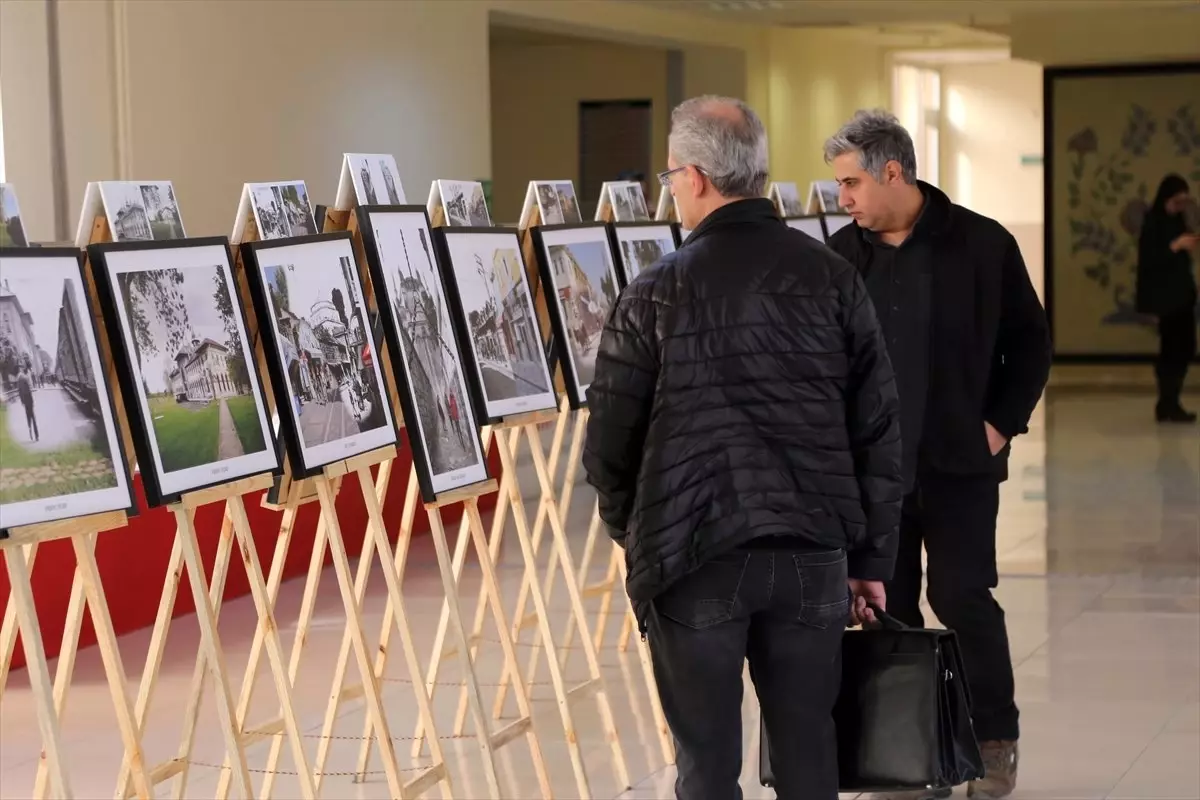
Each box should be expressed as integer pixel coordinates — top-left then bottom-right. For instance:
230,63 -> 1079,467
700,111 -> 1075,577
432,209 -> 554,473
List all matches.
583,96 -> 903,799
824,109 -> 1053,800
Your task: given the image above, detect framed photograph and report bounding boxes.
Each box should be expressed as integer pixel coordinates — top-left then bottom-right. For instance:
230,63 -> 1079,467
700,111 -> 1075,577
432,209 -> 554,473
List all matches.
611,221 -> 678,285
88,238 -> 278,506
436,227 -> 557,422
1,184 -> 30,247
821,213 -> 854,239
342,153 -> 406,207
786,215 -> 827,243
437,180 -> 492,227
771,182 -> 804,217
356,206 -> 490,500
249,181 -> 319,240
531,223 -> 622,408
242,232 -> 397,476
0,249 -> 135,531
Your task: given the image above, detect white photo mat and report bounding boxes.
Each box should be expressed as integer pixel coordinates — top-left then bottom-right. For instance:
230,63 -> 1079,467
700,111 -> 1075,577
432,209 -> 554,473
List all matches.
440,230 -> 557,420
102,243 -> 277,497
251,237 -> 397,470
363,209 -> 488,495
0,252 -> 133,528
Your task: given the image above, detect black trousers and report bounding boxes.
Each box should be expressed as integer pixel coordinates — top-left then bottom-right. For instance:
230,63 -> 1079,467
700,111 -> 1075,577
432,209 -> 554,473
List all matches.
646,546 -> 849,800
887,473 -> 1019,743
1156,306 -> 1197,411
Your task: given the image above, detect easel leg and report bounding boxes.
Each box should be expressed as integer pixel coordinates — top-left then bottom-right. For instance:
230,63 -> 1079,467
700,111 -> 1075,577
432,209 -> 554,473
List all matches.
557,505 -> 605,671
31,560 -> 86,799
4,544 -> 73,799
356,466 -> 455,799
424,503 -> 503,798
225,496 -> 317,799
172,506 -> 254,798
0,543 -> 39,691
313,475 -> 407,799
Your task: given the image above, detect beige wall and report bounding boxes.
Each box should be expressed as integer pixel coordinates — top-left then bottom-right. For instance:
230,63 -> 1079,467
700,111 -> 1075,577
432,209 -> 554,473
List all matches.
1010,6 -> 1200,66
489,41 -> 670,224
0,0 -> 55,241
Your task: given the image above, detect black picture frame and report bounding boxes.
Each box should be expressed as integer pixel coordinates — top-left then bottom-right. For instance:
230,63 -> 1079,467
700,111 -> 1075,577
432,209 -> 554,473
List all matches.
88,236 -> 280,507
432,225 -> 559,425
0,247 -> 138,534
784,214 -> 829,244
608,220 -> 681,287
355,205 -> 492,503
240,231 -> 399,480
819,212 -> 854,241
530,221 -> 622,410
1043,60 -> 1200,363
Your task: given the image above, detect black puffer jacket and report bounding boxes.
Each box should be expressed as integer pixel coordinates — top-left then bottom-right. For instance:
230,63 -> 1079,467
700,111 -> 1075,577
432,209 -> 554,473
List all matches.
583,199 -> 903,610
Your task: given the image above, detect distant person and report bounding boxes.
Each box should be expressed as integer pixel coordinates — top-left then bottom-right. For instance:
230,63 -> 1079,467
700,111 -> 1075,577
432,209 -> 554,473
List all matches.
823,109 -> 1051,799
584,95 -> 903,799
1136,174 -> 1199,423
16,360 -> 38,442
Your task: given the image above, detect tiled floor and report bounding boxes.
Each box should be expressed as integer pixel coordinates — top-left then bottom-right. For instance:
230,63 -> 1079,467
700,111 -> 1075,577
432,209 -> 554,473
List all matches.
1,392 -> 1197,799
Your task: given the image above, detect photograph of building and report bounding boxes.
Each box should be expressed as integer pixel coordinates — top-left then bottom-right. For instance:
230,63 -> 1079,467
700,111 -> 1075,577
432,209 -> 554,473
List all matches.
250,182 -> 318,240
0,184 -> 28,248
367,210 -> 485,487
99,181 -> 186,242
555,182 -> 582,223
115,262 -> 267,472
0,268 -> 119,505
441,230 -> 555,419
544,235 -> 620,389
615,226 -> 677,282
139,182 -> 186,239
261,249 -> 389,450
536,182 -> 565,225
347,154 -> 406,207
440,181 -> 491,227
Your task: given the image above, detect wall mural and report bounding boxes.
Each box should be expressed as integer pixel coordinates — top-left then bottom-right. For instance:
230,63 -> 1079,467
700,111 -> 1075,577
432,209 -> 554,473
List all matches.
1048,65 -> 1200,357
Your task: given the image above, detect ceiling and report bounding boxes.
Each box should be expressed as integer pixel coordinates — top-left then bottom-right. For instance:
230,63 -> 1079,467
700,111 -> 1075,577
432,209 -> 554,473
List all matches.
629,0 -> 1200,28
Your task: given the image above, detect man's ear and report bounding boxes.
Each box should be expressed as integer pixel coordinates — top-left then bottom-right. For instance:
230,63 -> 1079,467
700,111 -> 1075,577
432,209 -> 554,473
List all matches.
884,160 -> 904,185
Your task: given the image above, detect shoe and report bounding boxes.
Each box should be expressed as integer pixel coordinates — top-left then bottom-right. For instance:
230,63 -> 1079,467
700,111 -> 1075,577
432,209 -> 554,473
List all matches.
1156,406 -> 1198,423
969,740 -> 1018,799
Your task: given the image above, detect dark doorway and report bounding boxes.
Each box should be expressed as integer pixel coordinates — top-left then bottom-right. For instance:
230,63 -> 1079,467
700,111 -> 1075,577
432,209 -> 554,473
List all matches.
579,100 -> 652,219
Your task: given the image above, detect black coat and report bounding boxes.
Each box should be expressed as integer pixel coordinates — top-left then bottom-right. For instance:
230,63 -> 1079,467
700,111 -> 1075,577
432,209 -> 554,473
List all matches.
582,199 -> 903,611
1136,211 -> 1197,317
827,183 -> 1051,480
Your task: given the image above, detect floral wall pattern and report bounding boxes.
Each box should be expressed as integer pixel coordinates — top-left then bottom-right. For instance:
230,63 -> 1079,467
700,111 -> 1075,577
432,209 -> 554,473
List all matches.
1050,67 -> 1200,356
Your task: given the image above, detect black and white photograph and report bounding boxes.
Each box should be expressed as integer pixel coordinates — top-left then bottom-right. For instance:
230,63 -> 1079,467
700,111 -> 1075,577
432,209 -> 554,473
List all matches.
243,234 -> 396,474
555,182 -> 582,223
607,181 -> 651,223
536,182 -> 565,225
439,180 -> 492,227
534,224 -> 621,406
89,239 -> 277,505
250,181 -> 319,240
1,184 -> 29,248
786,216 -> 827,243
347,154 -> 406,206
0,249 -> 133,529
358,207 -> 489,499
807,180 -> 841,214
100,181 -> 189,242
612,223 -> 678,284
772,182 -> 804,217
439,229 -> 557,420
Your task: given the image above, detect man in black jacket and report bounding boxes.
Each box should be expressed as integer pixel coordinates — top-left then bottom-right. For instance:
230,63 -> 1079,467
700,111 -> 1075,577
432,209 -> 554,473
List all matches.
583,96 -> 903,799
824,110 -> 1052,800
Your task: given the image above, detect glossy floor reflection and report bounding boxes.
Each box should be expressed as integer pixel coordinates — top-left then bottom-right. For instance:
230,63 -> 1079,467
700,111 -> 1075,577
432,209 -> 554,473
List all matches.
1,392 -> 1197,799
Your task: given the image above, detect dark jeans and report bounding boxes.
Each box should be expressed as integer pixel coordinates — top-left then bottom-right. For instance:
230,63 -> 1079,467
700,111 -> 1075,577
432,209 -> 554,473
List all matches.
646,546 -> 849,800
1157,306 -> 1197,411
887,473 -> 1019,743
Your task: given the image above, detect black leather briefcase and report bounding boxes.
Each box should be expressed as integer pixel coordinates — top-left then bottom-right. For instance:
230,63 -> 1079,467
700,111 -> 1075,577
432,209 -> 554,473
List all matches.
760,609 -> 984,791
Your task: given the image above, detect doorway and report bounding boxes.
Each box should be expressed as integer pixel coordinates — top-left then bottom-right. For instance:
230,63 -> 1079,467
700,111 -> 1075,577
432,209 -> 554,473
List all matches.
579,100 -> 652,219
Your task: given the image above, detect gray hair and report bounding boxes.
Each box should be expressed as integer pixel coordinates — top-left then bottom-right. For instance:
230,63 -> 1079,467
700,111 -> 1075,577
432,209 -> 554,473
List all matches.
669,96 -> 769,198
823,109 -> 918,184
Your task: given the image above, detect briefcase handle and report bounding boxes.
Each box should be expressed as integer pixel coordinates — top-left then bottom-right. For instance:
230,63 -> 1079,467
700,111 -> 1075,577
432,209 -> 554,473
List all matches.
864,603 -> 908,632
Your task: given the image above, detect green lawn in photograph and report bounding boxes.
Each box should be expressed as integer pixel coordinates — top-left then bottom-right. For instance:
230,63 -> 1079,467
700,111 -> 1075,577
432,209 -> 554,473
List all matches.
148,395 -> 219,472
150,220 -> 184,240
225,394 -> 267,454
0,403 -> 118,504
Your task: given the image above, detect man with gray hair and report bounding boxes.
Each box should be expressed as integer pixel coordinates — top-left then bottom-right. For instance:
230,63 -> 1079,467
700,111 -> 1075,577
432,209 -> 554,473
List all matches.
584,95 -> 904,798
824,109 -> 1051,800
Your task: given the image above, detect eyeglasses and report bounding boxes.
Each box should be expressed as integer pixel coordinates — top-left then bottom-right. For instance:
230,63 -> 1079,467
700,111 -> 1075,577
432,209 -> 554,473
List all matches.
656,165 -> 710,188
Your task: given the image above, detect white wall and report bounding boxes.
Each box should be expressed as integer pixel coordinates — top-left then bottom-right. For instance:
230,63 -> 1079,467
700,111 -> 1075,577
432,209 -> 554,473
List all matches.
939,58 -> 1045,299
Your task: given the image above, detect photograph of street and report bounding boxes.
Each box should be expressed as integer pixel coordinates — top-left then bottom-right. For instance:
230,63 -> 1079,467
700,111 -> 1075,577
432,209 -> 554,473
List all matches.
367,210 -> 487,492
440,180 -> 492,227
536,183 -> 565,225
114,259 -> 269,476
615,225 -> 677,282
555,182 -> 582,223
0,258 -> 127,515
610,184 -> 634,222
100,181 -> 186,242
348,154 -> 406,206
254,238 -> 394,468
1,184 -> 29,247
441,230 -> 556,419
250,182 -> 318,240
773,182 -> 804,216
541,230 -> 621,392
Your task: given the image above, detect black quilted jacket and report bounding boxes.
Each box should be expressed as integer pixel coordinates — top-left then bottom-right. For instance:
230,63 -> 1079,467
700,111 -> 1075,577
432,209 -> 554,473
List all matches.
582,199 -> 903,610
